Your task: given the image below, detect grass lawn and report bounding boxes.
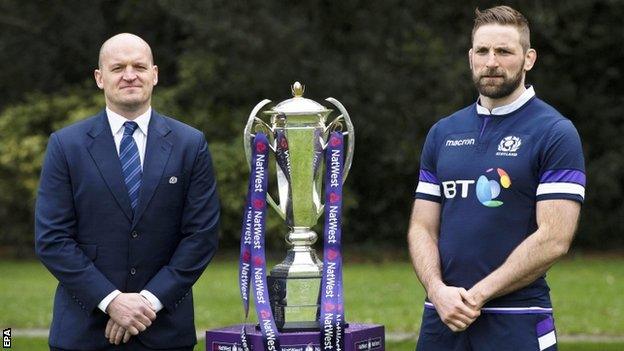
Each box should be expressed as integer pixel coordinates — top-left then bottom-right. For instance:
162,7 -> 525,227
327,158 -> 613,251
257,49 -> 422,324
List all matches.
7,338 -> 624,351
1,254 -> 623,350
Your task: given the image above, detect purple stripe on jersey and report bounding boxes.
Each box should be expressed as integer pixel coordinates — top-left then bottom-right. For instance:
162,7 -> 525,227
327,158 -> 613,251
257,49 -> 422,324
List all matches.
419,170 -> 439,184
481,309 -> 552,315
540,169 -> 586,186
424,302 -> 553,315
479,116 -> 490,138
536,315 -> 555,336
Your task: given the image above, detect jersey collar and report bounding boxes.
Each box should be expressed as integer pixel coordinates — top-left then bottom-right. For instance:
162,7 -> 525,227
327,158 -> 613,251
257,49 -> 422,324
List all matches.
476,86 -> 535,116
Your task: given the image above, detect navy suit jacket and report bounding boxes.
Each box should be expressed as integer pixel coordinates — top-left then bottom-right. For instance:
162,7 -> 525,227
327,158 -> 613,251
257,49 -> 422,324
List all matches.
35,110 -> 220,349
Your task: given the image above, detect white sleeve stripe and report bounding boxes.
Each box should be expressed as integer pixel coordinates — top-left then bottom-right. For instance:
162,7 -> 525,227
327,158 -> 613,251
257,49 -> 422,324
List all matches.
416,182 -> 441,197
538,330 -> 557,350
537,182 -> 585,199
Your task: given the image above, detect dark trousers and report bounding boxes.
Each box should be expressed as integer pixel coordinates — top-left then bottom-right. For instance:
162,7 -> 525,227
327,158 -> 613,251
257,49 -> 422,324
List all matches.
416,308 -> 558,351
50,339 -> 194,351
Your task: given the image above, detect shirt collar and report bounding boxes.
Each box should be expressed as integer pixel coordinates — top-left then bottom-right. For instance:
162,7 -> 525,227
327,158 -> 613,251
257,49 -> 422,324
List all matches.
106,107 -> 151,136
476,86 -> 535,116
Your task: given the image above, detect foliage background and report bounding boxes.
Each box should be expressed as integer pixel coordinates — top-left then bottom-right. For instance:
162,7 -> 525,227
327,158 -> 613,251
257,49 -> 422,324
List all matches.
0,0 -> 622,257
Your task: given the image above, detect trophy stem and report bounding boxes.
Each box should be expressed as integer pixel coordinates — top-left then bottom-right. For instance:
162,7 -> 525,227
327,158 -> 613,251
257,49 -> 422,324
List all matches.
268,227 -> 323,330
286,226 -> 318,246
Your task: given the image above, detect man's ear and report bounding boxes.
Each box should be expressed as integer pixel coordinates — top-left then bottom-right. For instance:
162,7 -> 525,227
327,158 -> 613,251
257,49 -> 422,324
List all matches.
153,65 -> 158,86
524,48 -> 537,72
468,48 -> 474,70
94,69 -> 104,89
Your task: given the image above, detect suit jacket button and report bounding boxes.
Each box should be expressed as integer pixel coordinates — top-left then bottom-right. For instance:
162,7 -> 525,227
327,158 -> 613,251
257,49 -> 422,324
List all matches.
130,268 -> 136,275
131,231 -> 138,238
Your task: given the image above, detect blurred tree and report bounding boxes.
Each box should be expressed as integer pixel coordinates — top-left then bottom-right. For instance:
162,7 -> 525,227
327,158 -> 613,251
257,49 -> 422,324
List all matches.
0,87 -> 101,257
0,1 -> 105,106
0,0 -> 622,256
0,0 -> 183,107
524,0 -> 624,248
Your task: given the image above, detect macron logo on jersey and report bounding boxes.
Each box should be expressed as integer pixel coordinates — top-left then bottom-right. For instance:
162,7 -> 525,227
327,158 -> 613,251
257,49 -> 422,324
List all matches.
445,138 -> 475,147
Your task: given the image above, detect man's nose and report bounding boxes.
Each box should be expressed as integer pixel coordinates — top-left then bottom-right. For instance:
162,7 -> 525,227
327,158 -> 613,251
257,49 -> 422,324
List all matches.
485,52 -> 499,68
122,67 -> 137,80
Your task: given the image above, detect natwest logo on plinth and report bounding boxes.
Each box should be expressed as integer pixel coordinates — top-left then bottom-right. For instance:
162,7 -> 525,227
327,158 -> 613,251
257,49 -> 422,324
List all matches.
212,342 -> 243,351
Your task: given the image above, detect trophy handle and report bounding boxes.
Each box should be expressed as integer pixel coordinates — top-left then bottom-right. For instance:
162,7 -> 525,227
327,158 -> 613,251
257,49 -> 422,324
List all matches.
324,97 -> 355,182
244,99 -> 272,164
266,194 -> 285,220
244,99 -> 287,220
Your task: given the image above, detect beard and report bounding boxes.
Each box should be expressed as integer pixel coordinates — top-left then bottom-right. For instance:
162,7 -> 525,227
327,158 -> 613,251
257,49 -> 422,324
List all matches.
472,65 -> 524,99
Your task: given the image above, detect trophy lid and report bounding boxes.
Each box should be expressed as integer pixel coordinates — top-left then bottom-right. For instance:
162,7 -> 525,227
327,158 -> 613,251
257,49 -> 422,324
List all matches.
266,82 -> 332,116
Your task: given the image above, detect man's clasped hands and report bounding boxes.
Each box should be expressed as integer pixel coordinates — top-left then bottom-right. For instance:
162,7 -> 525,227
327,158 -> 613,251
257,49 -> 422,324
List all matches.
104,293 -> 157,345
429,283 -> 486,332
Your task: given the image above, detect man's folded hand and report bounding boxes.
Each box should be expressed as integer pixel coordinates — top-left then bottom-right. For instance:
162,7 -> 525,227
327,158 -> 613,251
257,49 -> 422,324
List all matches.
106,293 -> 156,336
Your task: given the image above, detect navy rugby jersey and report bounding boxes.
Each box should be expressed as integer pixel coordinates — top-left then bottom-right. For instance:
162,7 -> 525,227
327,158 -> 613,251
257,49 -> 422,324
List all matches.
415,87 -> 585,310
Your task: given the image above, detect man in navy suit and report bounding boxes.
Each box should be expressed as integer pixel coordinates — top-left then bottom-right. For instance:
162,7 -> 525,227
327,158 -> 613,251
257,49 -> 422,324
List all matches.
35,33 -> 220,350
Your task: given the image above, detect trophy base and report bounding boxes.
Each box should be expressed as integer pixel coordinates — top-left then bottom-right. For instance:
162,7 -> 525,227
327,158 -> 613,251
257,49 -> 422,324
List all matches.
207,323 -> 385,351
268,230 -> 324,331
268,274 -> 322,331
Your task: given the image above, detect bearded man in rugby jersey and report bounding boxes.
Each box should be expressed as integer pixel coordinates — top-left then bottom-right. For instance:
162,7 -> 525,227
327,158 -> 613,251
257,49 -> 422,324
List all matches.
408,6 -> 585,351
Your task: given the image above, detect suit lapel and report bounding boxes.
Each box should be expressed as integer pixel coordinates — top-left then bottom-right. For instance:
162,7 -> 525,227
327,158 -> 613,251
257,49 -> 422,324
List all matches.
86,110 -> 134,222
132,111 -> 173,227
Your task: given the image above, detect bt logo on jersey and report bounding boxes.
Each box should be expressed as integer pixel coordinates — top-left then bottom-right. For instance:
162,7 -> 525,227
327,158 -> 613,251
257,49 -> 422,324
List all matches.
441,168 -> 512,207
441,180 -> 475,198
476,168 -> 511,207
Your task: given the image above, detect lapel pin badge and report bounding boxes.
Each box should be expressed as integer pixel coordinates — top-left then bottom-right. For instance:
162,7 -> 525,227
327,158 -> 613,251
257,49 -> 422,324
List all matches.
169,176 -> 178,184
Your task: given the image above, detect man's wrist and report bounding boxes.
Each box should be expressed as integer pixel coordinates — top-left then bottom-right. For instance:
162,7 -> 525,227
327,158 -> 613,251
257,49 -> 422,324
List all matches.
425,280 -> 445,301
98,290 -> 122,314
469,283 -> 490,307
140,290 -> 164,312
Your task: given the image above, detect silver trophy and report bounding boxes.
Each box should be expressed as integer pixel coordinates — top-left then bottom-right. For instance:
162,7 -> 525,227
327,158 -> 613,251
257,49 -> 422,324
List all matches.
244,82 -> 354,330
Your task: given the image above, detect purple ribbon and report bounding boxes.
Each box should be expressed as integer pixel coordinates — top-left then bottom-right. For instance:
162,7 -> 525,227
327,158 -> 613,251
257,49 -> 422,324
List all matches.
275,129 -> 294,226
319,132 -> 346,351
239,132 -> 281,351
238,194 -> 252,351
275,130 -> 291,178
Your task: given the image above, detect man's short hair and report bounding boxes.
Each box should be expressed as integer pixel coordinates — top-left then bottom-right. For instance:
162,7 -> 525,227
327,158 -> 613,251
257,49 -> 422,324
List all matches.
472,6 -> 531,52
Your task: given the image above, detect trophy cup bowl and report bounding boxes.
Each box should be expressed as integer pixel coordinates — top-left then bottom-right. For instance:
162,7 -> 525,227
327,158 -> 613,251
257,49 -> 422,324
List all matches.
244,82 -> 354,330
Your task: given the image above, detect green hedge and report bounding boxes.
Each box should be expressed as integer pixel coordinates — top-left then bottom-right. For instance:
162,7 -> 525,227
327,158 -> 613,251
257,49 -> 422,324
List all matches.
1,1 -> 623,255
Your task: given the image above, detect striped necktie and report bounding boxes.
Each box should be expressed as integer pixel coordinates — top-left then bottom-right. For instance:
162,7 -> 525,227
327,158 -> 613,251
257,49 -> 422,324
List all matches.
119,121 -> 142,213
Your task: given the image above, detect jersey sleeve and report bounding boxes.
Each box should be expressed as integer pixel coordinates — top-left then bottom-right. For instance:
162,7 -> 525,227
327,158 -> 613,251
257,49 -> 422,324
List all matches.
415,123 -> 442,202
537,119 -> 586,203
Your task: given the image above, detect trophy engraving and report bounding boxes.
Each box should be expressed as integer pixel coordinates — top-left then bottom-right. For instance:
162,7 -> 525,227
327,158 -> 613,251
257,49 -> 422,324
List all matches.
244,82 -> 354,330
